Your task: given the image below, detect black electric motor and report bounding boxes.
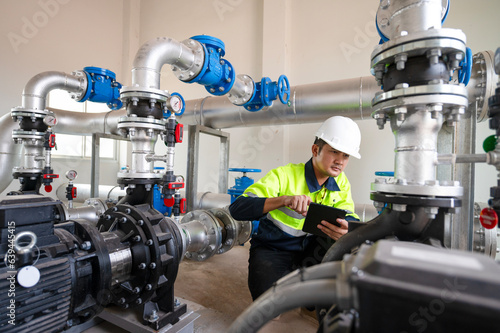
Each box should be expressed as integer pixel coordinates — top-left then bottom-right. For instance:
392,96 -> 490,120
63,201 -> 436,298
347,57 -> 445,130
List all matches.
0,194 -> 184,332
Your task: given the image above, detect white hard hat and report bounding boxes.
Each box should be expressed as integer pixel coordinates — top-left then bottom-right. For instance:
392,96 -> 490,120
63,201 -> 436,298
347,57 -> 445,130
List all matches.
314,116 -> 361,159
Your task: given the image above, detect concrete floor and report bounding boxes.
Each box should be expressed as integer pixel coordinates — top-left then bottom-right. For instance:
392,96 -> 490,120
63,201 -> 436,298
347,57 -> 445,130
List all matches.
175,243 -> 319,333
80,243 -> 318,333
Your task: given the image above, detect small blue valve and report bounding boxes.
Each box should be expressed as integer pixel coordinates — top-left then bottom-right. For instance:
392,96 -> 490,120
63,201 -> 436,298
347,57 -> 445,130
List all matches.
242,75 -> 290,112
79,66 -> 123,110
186,35 -> 236,96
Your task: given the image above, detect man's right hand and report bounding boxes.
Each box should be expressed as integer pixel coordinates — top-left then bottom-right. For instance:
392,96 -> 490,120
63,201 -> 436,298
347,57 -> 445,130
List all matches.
262,195 -> 312,216
283,195 -> 312,216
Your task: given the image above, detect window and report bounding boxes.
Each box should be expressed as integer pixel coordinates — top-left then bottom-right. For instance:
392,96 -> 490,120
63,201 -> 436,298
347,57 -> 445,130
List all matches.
48,90 -> 117,159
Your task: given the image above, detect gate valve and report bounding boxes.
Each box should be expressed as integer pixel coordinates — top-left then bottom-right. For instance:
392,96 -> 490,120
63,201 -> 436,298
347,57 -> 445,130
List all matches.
243,75 -> 290,112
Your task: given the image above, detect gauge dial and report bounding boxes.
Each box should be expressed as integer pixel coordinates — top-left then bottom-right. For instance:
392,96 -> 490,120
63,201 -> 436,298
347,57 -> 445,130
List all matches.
65,170 -> 78,181
44,115 -> 57,127
170,95 -> 183,113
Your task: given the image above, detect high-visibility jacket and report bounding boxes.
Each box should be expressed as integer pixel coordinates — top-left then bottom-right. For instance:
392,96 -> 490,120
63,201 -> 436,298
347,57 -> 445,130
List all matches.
229,159 -> 359,251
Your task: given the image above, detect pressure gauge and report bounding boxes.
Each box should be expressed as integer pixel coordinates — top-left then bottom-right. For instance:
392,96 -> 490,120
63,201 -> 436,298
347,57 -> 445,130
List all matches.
65,170 -> 78,181
43,115 -> 57,127
170,95 -> 183,113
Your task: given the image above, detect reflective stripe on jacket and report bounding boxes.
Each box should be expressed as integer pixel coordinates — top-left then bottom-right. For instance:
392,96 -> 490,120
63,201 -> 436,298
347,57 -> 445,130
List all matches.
242,159 -> 359,238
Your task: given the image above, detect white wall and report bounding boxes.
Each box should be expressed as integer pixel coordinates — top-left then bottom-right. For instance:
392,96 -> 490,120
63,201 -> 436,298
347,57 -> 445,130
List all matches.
0,0 -> 499,206
0,0 -> 127,196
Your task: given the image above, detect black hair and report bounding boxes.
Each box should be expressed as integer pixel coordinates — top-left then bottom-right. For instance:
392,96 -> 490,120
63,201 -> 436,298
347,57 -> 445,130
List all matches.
313,138 -> 327,153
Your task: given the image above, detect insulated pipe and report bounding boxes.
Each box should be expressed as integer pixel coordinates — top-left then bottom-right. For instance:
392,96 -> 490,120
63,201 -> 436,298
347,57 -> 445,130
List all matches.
227,279 -> 337,333
131,37 -> 198,89
48,107 -> 126,135
0,114 -> 22,193
182,76 -> 379,128
22,71 -> 86,110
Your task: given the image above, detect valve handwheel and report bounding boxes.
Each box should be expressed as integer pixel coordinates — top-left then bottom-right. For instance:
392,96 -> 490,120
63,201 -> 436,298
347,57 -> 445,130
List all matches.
278,75 -> 290,104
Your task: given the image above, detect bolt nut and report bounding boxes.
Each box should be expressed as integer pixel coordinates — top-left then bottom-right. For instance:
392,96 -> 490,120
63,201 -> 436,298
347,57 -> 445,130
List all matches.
392,203 -> 407,212
138,263 -> 146,269
145,284 -> 152,291
80,241 -> 91,251
146,239 -> 153,246
395,54 -> 408,71
149,263 -> 156,269
133,287 -> 141,294
133,235 -> 141,242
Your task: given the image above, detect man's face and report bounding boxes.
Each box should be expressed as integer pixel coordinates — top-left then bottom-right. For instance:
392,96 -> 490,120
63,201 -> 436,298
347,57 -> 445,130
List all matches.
313,144 -> 350,178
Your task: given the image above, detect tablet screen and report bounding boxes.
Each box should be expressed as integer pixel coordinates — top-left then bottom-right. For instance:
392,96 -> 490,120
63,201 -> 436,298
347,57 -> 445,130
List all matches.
302,202 -> 347,237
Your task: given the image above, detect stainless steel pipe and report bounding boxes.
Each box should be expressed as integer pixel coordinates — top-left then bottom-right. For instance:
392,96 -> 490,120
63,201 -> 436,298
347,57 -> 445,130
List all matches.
181,76 -> 379,128
131,37 -> 200,90
22,71 -> 86,110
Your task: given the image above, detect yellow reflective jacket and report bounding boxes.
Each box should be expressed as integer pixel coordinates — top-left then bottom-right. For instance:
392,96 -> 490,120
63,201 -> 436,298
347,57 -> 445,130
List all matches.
242,159 -> 359,238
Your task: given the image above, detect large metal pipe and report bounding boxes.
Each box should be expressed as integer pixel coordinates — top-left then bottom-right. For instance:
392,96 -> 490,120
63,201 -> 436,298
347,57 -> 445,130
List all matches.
0,114 -> 22,193
48,107 -> 126,135
181,76 -> 379,128
131,37 -> 200,89
22,71 -> 86,110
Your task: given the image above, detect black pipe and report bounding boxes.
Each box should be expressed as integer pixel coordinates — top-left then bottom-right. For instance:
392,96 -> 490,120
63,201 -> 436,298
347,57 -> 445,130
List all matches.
322,206 -> 433,263
118,184 -> 154,206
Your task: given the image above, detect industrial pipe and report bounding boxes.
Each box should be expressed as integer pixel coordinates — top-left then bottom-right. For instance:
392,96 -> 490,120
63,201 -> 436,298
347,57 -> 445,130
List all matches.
322,206 -> 433,263
182,76 -> 379,128
21,71 -> 86,110
131,37 -> 198,89
0,114 -> 22,193
48,107 -> 126,135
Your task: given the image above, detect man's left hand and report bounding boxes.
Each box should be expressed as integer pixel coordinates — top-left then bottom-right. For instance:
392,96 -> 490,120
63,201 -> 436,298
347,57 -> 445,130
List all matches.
317,218 -> 348,240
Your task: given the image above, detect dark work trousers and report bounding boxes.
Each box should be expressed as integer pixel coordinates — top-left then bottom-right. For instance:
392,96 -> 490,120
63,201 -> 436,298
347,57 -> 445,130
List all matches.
247,236 -> 335,301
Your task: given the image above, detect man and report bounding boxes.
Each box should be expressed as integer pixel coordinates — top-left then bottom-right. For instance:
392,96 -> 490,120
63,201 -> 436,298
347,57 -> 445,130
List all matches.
229,116 -> 361,301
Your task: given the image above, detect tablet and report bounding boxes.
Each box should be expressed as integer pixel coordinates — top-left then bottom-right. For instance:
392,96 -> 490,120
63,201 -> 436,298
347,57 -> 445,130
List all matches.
302,202 -> 347,237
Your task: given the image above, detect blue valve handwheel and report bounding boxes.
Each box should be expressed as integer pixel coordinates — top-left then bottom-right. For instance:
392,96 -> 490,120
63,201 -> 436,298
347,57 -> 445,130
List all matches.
229,168 -> 261,173
278,75 -> 290,104
458,47 -> 472,86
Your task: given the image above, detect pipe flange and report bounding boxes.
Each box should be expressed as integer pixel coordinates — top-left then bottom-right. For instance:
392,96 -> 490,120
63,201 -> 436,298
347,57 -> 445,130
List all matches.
172,39 -> 205,82
467,51 -> 498,122
371,29 -> 466,80
117,116 -> 166,133
472,202 -> 499,258
182,210 -> 223,261
227,74 -> 255,106
373,83 -> 468,106
13,168 -> 43,176
12,130 -> 45,140
11,107 -> 51,119
371,180 -> 463,197
210,208 -> 237,254
83,198 -> 108,217
117,172 -> 163,180
120,86 -> 170,104
370,191 -> 461,209
70,70 -> 89,101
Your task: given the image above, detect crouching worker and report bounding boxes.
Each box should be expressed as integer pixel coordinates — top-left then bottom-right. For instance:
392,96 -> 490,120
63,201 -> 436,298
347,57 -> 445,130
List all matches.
229,116 -> 362,301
